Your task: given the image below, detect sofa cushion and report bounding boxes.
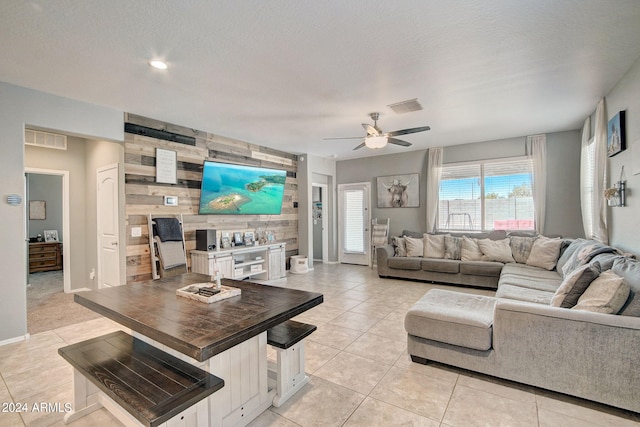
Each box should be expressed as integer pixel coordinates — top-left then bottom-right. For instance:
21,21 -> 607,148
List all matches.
495,284 -> 554,305
444,235 -> 462,260
499,263 -> 562,292
423,233 -> 445,258
405,289 -> 497,351
509,235 -> 537,264
526,236 -> 563,270
388,257 -> 422,270
478,238 -> 516,263
460,261 -> 503,277
612,257 -> 640,317
421,258 -> 460,274
550,262 -> 601,308
404,236 -> 424,257
572,270 -> 630,314
461,236 -> 483,261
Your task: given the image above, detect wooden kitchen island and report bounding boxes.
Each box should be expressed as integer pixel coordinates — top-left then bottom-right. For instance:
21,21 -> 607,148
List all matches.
74,273 -> 323,426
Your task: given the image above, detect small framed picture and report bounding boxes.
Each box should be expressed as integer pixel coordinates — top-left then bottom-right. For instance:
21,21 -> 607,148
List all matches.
244,231 -> 255,246
220,233 -> 231,249
233,232 -> 243,245
607,111 -> 626,157
44,229 -> 59,242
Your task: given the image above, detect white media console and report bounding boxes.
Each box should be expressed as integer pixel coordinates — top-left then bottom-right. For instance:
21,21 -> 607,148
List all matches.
191,242 -> 286,281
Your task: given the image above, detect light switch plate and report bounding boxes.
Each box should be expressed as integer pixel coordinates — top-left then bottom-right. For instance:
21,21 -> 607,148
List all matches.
131,227 -> 142,237
164,196 -> 178,206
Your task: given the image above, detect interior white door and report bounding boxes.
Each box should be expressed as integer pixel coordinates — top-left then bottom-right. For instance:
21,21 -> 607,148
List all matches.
97,164 -> 120,288
338,183 -> 371,265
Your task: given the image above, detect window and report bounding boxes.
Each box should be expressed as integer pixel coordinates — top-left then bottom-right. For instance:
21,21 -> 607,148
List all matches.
438,157 -> 534,231
580,137 -> 596,237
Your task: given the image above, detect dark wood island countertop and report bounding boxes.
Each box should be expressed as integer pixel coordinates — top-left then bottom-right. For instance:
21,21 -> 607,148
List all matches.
75,273 -> 323,362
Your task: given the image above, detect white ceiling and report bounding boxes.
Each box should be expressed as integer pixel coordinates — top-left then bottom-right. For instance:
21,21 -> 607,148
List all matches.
2,1 -> 640,160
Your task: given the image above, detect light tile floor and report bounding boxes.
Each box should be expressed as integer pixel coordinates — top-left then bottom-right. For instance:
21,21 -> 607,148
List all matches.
2,263 -> 639,426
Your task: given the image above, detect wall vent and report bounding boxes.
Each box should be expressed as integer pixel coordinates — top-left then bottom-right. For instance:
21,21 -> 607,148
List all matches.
388,98 -> 423,114
25,129 -> 67,150
125,123 -> 196,146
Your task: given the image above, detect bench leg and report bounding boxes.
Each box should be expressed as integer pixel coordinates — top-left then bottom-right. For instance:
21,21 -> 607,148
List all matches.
64,368 -> 102,424
271,340 -> 309,408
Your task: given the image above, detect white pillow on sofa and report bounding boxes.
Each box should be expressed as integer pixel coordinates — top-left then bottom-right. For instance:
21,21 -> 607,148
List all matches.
572,270 -> 630,314
526,236 -> 563,270
478,238 -> 516,263
404,235 -> 424,257
461,236 -> 483,261
423,233 -> 445,258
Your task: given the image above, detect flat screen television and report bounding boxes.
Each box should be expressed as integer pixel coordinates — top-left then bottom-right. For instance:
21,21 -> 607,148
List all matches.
198,161 -> 287,215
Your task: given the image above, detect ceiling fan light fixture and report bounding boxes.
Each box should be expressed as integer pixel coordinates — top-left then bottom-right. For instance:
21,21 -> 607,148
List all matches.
149,59 -> 168,70
365,135 -> 388,149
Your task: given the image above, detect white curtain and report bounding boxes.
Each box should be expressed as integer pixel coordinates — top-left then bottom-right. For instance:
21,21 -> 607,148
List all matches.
528,134 -> 547,234
593,99 -> 609,243
426,147 -> 443,233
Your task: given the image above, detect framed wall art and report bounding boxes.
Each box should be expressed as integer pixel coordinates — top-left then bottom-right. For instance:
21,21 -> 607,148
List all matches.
44,229 -> 59,242
376,174 -> 419,208
607,111 -> 626,157
29,200 -> 46,220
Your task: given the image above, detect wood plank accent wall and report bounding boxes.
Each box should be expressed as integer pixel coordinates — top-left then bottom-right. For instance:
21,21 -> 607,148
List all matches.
124,113 -> 299,283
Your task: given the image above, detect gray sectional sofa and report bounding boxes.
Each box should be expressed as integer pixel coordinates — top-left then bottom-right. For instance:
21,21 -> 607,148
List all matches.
377,229 -> 529,289
400,236 -> 640,413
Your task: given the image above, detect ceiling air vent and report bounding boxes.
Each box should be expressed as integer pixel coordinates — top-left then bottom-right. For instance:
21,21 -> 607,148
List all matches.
388,98 -> 423,114
24,129 -> 67,150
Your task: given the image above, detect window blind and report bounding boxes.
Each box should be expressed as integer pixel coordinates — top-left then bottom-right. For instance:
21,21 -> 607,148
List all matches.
344,190 -> 365,253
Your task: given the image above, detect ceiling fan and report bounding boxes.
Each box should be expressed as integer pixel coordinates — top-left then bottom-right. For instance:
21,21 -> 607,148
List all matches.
324,112 -> 431,150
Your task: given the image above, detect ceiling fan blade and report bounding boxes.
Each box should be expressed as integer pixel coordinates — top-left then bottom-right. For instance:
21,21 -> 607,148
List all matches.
387,138 -> 412,147
362,123 -> 379,136
385,126 -> 431,137
353,141 -> 366,150
323,136 -> 365,140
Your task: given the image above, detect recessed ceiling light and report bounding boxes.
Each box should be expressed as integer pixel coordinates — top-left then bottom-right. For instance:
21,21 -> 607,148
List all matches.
149,60 -> 168,70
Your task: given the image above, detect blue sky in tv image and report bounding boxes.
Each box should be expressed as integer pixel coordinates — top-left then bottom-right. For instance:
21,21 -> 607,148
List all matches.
199,161 -> 286,215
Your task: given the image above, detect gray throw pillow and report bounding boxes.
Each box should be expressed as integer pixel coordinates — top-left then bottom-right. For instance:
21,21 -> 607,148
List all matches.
510,236 -> 537,264
527,236 -> 563,270
572,270 -> 630,314
551,262 -> 601,308
391,236 -> 406,257
444,235 -> 462,260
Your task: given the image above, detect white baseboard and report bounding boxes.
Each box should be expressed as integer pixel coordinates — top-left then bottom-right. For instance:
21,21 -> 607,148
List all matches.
0,333 -> 30,347
70,287 -> 92,293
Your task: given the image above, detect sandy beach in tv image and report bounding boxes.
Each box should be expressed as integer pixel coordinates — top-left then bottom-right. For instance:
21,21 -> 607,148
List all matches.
199,162 -> 287,215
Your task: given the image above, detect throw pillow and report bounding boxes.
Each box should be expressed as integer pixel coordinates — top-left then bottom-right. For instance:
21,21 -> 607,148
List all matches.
461,236 -> 483,261
391,236 -> 406,257
478,238 -> 516,263
404,235 -> 424,257
526,236 -> 563,270
572,270 -> 630,314
550,262 -> 601,308
423,233 -> 445,259
444,235 -> 462,260
510,236 -> 537,264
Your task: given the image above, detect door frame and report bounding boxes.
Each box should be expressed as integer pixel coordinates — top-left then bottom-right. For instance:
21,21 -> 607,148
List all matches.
312,183 -> 329,263
337,182 -> 371,266
24,167 -> 71,293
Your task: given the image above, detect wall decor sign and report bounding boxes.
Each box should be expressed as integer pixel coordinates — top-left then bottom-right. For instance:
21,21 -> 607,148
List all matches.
29,200 -> 46,220
377,174 -> 419,208
607,111 -> 626,157
156,148 -> 177,184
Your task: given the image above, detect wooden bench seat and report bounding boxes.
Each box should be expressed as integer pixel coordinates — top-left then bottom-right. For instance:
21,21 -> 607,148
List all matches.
58,331 -> 224,427
266,320 -> 316,407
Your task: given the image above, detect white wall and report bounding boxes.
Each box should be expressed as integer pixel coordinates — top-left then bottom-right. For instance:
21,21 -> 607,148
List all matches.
0,81 -> 123,343
604,54 -> 640,256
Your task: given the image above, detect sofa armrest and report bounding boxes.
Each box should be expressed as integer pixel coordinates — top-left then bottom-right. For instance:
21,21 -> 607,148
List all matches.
492,299 -> 640,411
376,245 -> 395,276
495,299 -> 640,330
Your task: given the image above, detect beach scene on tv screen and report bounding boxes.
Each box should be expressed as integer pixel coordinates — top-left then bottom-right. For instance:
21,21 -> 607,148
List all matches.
199,162 -> 286,215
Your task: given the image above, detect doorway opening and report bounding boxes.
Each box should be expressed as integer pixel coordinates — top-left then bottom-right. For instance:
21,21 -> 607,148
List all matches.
312,184 -> 329,263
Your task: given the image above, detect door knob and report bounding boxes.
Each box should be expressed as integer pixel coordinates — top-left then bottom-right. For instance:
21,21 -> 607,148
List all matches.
111,242 -> 118,246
